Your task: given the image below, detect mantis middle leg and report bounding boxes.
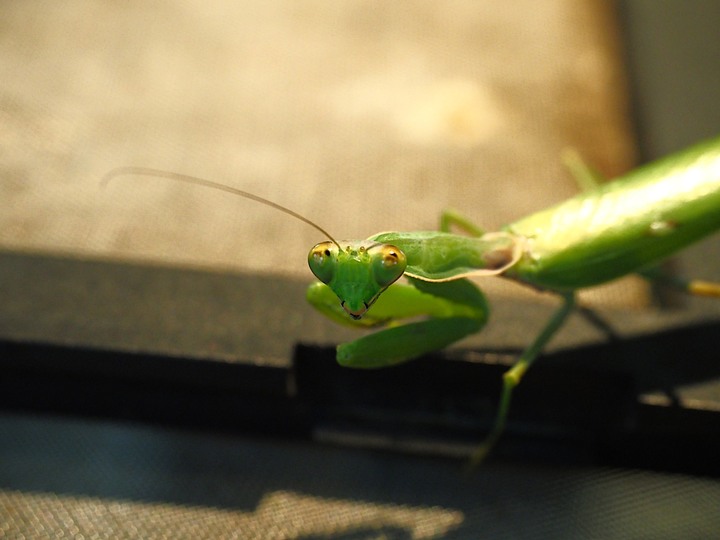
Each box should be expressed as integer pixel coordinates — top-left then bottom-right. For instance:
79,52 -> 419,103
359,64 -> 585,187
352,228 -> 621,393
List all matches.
440,208 -> 485,236
470,292 -> 576,465
438,208 -> 580,462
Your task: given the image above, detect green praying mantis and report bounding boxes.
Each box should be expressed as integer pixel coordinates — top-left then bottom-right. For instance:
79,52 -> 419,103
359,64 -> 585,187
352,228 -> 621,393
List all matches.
105,134 -> 720,464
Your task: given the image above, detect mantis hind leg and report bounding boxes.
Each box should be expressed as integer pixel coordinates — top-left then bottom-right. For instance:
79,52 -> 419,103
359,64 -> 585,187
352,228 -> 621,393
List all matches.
683,280 -> 720,297
640,267 -> 720,298
314,277 -> 489,368
470,293 -> 576,466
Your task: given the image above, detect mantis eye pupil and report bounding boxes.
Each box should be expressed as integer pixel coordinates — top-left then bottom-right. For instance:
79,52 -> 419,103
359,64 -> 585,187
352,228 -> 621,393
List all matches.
308,241 -> 337,284
383,250 -> 399,266
371,244 -> 407,287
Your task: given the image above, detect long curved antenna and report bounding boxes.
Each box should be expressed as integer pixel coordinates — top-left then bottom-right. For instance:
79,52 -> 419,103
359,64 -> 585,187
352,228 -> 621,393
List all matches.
101,166 -> 341,249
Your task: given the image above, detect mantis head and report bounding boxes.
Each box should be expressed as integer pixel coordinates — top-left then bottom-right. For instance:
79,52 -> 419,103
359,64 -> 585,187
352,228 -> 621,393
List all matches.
308,241 -> 407,319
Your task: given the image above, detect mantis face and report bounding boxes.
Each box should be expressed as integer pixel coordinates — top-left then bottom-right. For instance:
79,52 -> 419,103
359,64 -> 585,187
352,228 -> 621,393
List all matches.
308,241 -> 407,319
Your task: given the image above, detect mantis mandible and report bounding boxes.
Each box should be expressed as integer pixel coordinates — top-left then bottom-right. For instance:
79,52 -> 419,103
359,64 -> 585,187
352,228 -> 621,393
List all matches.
104,134 -> 720,464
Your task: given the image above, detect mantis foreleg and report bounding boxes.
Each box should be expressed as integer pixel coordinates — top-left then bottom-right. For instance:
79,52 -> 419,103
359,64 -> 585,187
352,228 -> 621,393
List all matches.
307,277 -> 489,368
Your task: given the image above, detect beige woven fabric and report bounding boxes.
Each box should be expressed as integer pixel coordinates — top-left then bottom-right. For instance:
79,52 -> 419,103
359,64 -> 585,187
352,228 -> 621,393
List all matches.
0,0 -> 641,306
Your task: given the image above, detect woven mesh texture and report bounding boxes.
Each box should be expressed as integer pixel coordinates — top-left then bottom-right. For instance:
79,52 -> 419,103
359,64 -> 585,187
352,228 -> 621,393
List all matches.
2,413 -> 719,539
0,0 -> 641,308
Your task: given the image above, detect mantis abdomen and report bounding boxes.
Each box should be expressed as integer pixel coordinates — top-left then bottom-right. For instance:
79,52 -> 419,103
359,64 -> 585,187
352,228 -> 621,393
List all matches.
506,136 -> 720,291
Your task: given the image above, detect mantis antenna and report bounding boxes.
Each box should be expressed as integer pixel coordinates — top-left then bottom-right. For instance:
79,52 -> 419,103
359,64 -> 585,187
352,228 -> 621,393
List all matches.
101,166 -> 342,249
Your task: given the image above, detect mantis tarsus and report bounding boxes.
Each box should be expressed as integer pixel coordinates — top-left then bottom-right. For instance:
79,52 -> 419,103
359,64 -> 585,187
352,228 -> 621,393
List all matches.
104,134 -> 720,464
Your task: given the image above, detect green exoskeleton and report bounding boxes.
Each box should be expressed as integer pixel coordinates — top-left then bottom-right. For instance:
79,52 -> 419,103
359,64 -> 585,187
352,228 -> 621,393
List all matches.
104,134 -> 720,464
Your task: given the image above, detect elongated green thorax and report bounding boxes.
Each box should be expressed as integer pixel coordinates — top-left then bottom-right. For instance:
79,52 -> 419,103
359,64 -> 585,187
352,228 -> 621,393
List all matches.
369,231 -> 521,281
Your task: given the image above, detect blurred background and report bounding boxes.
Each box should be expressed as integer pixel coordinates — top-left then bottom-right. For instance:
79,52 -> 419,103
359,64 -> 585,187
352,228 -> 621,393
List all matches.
1,1 -> 638,295
1,1 -> 720,538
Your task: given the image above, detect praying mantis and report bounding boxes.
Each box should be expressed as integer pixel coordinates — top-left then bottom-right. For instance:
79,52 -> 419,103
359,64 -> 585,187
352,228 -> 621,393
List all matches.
105,134 -> 720,464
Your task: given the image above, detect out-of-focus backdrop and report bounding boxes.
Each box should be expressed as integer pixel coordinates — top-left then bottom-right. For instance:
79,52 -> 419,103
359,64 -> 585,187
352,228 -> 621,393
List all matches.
2,1 -> 720,539
2,0 -> 639,304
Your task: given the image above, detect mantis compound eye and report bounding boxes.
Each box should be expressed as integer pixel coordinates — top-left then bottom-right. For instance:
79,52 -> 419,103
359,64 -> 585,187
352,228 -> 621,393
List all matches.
308,241 -> 339,284
370,244 -> 407,287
